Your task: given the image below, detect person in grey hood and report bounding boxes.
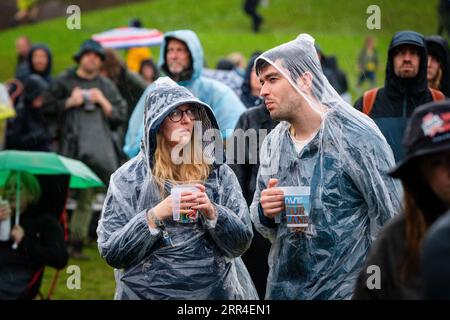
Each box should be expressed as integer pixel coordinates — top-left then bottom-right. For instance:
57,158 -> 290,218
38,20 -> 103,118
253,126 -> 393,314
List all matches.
97,77 -> 258,300
250,34 -> 402,299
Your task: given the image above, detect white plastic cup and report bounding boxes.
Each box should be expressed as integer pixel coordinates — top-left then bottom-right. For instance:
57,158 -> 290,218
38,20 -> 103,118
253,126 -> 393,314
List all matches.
171,184 -> 200,223
0,199 -> 11,241
278,186 -> 311,227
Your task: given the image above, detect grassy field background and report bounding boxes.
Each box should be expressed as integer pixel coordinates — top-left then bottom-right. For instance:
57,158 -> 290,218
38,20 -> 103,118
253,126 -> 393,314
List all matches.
0,0 -> 441,299
39,245 -> 115,300
0,0 -> 441,95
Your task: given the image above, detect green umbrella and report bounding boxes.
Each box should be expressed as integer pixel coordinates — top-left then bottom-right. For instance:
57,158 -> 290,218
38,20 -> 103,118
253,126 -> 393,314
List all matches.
0,150 -> 104,248
0,150 -> 104,189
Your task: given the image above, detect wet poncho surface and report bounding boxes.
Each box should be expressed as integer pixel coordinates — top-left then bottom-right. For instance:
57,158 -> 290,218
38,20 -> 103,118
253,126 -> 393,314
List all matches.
98,78 -> 258,300
250,34 -> 403,299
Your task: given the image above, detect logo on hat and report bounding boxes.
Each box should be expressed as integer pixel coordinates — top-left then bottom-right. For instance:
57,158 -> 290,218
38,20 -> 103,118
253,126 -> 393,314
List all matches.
421,112 -> 450,137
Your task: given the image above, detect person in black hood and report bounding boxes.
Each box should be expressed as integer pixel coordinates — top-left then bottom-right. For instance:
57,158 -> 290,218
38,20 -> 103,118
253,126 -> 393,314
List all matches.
6,74 -> 52,151
354,30 -> 445,162
426,35 -> 450,97
240,52 -> 264,108
17,44 -> 53,84
315,45 -> 351,103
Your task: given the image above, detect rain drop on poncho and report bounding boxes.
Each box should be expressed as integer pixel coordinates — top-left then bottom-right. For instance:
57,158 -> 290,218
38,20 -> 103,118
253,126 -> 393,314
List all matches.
97,77 -> 258,300
250,34 -> 403,299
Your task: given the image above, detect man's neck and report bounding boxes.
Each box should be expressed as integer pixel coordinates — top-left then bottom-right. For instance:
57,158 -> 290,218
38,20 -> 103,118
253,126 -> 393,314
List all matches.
76,67 -> 98,80
290,104 -> 325,140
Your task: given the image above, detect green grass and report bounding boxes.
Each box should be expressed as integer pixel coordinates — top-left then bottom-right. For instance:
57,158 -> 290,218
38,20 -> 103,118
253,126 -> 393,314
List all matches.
1,0 -> 441,299
0,0 -> 440,94
39,245 -> 115,300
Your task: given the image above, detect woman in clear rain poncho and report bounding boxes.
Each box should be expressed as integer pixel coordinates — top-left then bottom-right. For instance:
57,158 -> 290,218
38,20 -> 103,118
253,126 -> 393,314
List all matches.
250,34 -> 403,299
97,77 -> 257,300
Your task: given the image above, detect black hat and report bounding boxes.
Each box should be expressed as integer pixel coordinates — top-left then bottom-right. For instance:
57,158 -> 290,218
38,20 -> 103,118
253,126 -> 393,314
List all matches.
389,100 -> 450,178
426,36 -> 449,64
390,30 -> 425,51
73,39 -> 105,63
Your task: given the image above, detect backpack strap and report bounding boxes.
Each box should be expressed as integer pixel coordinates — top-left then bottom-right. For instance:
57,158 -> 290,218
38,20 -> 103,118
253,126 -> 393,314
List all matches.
362,87 -> 379,115
430,88 -> 445,102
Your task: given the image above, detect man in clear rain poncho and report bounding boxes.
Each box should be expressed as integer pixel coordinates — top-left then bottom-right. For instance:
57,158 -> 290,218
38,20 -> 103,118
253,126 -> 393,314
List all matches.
250,34 -> 403,299
97,77 -> 257,300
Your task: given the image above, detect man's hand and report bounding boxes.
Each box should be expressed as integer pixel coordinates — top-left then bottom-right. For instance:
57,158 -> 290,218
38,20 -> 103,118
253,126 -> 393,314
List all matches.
89,88 -> 112,117
260,178 -> 285,219
88,88 -> 106,104
65,87 -> 84,109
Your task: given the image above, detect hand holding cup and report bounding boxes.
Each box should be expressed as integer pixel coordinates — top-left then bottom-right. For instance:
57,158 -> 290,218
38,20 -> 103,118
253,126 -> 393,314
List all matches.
260,178 -> 285,220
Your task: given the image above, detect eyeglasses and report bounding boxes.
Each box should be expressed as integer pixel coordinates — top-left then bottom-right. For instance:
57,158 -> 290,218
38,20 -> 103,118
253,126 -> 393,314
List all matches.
168,107 -> 199,122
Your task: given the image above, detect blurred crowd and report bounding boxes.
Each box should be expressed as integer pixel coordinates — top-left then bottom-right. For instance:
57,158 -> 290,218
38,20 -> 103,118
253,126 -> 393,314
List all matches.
1,12 -> 450,300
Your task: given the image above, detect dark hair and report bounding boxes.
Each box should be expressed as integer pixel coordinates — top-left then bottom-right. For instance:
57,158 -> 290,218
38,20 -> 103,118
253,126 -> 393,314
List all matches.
255,56 -> 325,101
255,58 -> 270,76
101,48 -> 124,84
216,59 -> 234,70
399,152 -> 450,281
129,18 -> 142,28
139,59 -> 160,82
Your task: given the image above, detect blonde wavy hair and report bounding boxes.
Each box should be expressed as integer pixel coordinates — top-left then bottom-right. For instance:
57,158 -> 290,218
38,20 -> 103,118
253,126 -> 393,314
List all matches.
152,131 -> 211,195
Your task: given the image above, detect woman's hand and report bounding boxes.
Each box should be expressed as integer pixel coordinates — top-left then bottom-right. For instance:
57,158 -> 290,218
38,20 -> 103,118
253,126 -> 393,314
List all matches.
152,195 -> 174,221
150,192 -> 198,224
0,202 -> 11,221
192,184 -> 217,221
148,185 -> 216,228
11,225 -> 25,245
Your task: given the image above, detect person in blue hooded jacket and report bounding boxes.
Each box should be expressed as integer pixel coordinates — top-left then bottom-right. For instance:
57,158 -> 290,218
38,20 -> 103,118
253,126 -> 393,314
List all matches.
123,30 -> 246,158
250,34 -> 402,299
97,77 -> 257,300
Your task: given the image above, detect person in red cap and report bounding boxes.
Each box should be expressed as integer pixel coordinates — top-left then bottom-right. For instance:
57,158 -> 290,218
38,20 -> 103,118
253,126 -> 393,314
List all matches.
353,100 -> 450,299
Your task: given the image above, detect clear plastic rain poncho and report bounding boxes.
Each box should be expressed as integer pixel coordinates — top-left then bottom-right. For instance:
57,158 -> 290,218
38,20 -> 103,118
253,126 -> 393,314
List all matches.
97,77 -> 258,300
250,34 -> 403,299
